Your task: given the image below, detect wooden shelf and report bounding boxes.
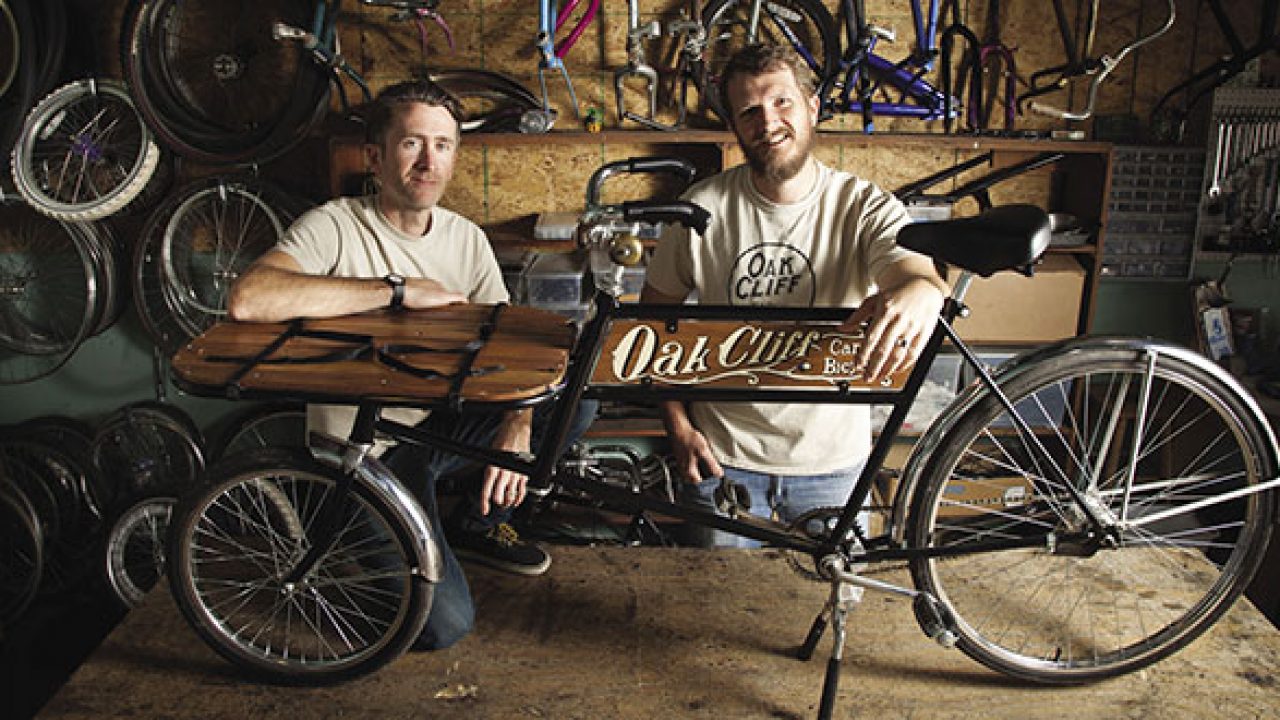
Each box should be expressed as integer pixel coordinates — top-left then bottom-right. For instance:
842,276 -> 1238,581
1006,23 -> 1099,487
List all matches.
465,129 -> 1113,156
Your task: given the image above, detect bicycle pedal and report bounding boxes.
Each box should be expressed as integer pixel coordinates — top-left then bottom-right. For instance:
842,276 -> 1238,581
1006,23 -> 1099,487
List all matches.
713,478 -> 751,515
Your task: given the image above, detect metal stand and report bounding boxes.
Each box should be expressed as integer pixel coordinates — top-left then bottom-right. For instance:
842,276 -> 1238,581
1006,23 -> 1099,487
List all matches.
798,557 -> 959,720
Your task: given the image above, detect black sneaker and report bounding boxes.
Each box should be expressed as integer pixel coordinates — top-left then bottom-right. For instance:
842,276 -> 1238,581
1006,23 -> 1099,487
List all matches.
449,522 -> 552,576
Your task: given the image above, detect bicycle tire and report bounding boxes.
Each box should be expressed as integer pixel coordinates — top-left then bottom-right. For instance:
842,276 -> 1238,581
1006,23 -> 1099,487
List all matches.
6,415 -> 113,538
90,401 -> 206,504
27,0 -> 64,99
10,79 -> 162,221
700,0 -> 839,125
167,447 -> 431,683
0,1 -> 18,97
120,0 -> 332,165
906,339 -> 1276,683
0,0 -> 36,169
104,495 -> 175,609
214,402 -> 306,460
0,479 -> 44,628
0,192 -> 100,390
158,178 -> 295,330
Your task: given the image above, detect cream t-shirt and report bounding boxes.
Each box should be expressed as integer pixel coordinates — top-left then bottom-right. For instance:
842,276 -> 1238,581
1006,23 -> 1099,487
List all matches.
646,162 -> 916,473
275,196 -> 508,450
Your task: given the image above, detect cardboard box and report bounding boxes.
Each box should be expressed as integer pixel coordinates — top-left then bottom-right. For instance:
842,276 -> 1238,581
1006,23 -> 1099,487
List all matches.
952,255 -> 1086,343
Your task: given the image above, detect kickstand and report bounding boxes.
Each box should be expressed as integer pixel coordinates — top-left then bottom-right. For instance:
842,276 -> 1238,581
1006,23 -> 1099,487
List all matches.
795,557 -> 959,720
798,575 -> 863,720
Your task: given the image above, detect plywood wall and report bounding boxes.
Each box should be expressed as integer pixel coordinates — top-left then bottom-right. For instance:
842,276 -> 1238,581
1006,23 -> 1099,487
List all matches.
82,0 -> 1278,228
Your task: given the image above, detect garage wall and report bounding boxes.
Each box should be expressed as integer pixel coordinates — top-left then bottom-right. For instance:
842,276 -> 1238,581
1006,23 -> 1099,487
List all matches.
4,0 -> 1276,429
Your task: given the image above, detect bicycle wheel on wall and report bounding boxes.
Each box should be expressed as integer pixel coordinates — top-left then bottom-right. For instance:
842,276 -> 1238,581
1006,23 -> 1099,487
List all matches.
167,448 -> 431,683
906,339 -> 1276,683
132,176 -> 305,354
120,0 -> 332,165
103,495 -> 175,609
700,0 -> 839,124
11,79 -> 163,221
0,197 -> 99,385
0,480 -> 44,629
0,0 -> 18,97
214,402 -> 306,460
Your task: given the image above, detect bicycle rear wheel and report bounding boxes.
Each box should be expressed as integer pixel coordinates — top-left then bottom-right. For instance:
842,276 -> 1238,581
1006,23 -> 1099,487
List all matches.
701,0 -> 839,124
907,340 -> 1276,683
11,79 -> 162,221
167,448 -> 431,683
120,0 -> 331,165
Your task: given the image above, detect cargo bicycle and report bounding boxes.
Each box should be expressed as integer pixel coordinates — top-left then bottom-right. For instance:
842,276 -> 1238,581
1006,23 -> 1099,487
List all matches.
164,157 -> 1279,718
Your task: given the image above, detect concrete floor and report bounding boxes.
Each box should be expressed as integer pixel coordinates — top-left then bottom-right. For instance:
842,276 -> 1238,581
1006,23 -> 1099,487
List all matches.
39,547 -> 1280,719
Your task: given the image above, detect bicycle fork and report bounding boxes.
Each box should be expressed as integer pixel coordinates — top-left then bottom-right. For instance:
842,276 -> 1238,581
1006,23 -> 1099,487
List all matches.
616,0 -> 661,128
799,556 -> 957,720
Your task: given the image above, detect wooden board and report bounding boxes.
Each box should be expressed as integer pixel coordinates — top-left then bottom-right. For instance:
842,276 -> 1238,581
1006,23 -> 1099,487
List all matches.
170,304 -> 577,406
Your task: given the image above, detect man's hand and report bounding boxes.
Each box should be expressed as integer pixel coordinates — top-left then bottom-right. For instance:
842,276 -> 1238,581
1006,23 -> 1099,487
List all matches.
404,277 -> 465,309
660,401 -> 723,484
479,408 -> 532,515
842,258 -> 947,383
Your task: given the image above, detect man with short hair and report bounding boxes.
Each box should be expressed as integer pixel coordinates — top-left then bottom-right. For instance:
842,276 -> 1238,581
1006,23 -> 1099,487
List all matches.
641,44 -> 948,546
229,79 -> 588,649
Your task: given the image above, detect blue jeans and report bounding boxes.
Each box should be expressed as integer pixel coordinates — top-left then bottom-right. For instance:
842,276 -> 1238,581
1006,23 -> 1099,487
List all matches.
382,399 -> 597,650
680,464 -> 865,548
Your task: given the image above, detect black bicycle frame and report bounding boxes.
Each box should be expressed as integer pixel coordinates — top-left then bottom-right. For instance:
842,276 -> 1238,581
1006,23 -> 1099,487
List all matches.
361,283 -> 1101,564
1151,0 -> 1280,125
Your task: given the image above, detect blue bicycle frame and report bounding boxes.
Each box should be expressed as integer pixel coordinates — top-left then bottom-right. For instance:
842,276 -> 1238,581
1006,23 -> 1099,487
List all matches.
830,0 -> 954,130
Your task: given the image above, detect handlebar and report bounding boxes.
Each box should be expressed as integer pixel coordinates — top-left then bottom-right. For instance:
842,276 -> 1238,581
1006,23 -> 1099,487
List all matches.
620,200 -> 710,236
585,157 -> 698,209
1027,0 -> 1175,121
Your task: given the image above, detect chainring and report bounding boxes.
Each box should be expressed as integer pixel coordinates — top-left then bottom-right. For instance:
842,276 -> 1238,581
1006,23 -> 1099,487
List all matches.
783,506 -> 867,582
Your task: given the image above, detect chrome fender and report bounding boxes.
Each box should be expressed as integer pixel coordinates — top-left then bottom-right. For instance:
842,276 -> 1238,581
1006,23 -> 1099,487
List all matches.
890,336 -> 1280,543
308,432 -> 443,583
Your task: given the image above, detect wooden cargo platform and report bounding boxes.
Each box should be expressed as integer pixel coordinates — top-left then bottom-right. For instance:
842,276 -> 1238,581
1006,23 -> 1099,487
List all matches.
40,547 -> 1280,719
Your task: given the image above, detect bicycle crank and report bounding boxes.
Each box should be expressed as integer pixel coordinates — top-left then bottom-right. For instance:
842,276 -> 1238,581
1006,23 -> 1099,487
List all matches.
783,506 -> 866,582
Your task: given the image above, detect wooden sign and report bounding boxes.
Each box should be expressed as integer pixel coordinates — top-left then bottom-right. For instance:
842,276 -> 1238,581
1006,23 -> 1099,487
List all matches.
589,318 -> 909,391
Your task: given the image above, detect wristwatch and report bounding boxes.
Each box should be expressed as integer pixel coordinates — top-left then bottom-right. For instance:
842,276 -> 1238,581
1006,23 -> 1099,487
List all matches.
383,273 -> 406,310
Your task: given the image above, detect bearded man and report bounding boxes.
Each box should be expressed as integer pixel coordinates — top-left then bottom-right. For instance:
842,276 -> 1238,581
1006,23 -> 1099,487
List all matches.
640,44 -> 948,546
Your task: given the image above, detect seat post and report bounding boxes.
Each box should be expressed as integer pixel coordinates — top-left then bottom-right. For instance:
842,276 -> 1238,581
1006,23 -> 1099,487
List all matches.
950,269 -> 975,304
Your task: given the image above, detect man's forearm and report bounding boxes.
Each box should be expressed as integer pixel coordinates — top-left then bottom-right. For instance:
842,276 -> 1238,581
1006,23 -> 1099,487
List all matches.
228,265 -> 395,322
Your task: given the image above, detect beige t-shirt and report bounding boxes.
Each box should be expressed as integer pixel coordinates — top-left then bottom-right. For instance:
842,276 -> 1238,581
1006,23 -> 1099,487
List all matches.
275,196 -> 508,450
646,162 -> 916,474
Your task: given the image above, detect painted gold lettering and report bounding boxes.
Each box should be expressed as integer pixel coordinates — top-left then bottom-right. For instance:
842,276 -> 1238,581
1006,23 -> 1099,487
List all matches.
610,324 -> 656,381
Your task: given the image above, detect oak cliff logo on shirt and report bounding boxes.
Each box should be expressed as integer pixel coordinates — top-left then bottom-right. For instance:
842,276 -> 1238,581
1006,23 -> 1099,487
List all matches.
727,243 -> 816,305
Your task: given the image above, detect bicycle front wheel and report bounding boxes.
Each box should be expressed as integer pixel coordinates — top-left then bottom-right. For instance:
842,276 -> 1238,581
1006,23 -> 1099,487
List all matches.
167,448 -> 432,683
907,340 -> 1276,683
701,0 -> 839,124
